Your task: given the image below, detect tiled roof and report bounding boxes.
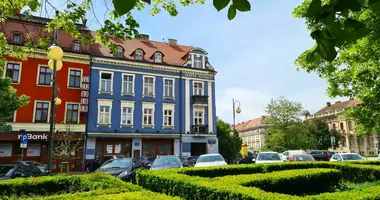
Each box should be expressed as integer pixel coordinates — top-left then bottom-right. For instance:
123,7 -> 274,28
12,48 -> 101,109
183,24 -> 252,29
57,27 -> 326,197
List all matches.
235,121 -> 250,131
90,32 -> 193,66
236,116 -> 267,132
313,98 -> 362,115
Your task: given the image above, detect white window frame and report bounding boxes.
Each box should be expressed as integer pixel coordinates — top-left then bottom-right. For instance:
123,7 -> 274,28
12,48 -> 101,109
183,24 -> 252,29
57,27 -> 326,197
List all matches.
142,102 -> 155,128
193,106 -> 204,125
67,68 -> 83,89
163,78 -> 175,99
143,76 -> 155,97
32,100 -> 51,123
193,81 -> 204,96
121,73 -> 135,96
73,42 -> 80,51
162,103 -> 175,128
194,55 -> 203,69
115,46 -> 123,57
97,99 -> 113,127
154,52 -> 163,63
120,100 -> 134,127
99,71 -> 114,94
3,61 -> 22,84
64,102 -> 80,124
135,49 -> 143,60
36,65 -> 53,87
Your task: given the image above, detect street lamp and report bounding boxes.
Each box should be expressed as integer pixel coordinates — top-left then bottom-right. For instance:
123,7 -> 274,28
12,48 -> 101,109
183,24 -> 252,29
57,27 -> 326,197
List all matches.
232,99 -> 241,137
47,44 -> 64,172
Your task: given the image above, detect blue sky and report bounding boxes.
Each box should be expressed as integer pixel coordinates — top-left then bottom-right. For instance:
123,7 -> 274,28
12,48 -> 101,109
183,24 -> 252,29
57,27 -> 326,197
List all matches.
43,0 -> 340,123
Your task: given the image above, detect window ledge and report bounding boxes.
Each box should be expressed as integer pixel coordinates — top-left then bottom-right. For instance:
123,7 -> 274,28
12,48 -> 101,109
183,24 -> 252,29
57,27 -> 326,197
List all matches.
98,91 -> 113,95
163,96 -> 175,100
121,93 -> 135,97
97,123 -> 111,127
67,87 -> 82,90
143,94 -> 155,98
142,125 -> 154,129
120,124 -> 133,128
36,84 -> 52,87
163,125 -> 174,129
11,82 -> 20,85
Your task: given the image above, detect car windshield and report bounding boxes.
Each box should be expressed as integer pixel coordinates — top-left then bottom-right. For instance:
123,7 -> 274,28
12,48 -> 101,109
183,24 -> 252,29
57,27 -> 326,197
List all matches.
197,155 -> 224,163
342,154 -> 365,160
294,155 -> 314,161
99,158 -> 132,169
257,153 -> 281,161
0,166 -> 15,177
152,156 -> 181,166
147,158 -> 155,163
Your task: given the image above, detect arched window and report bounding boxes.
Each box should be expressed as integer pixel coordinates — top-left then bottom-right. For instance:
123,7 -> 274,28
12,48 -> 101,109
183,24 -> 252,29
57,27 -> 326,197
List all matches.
154,52 -> 162,63
135,49 -> 143,60
115,46 -> 123,57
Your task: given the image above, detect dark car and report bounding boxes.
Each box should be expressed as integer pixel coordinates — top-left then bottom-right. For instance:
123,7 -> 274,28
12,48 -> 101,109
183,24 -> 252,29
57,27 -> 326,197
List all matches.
309,150 -> 331,161
182,156 -> 199,167
137,157 -> 155,169
0,164 -> 42,180
85,155 -> 123,173
14,161 -> 48,174
238,155 -> 257,164
150,155 -> 183,170
96,158 -> 145,183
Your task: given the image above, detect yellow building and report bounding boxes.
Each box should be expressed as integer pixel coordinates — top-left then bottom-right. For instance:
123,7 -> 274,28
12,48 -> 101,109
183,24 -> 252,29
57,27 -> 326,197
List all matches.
235,116 -> 271,152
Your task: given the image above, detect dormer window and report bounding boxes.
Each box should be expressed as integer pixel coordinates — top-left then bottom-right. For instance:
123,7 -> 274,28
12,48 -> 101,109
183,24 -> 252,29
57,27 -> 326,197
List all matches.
194,56 -> 202,68
154,52 -> 162,63
73,41 -> 80,51
12,33 -> 22,44
115,46 -> 123,57
135,49 -> 143,60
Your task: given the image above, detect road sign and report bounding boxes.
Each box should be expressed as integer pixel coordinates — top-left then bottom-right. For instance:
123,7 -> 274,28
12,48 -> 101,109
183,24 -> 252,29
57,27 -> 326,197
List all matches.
20,129 -> 28,149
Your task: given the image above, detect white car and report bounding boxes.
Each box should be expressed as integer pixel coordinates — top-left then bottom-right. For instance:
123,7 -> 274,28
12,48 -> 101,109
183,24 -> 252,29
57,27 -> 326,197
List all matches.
194,153 -> 227,167
281,150 -> 306,161
330,153 -> 366,162
255,152 -> 284,164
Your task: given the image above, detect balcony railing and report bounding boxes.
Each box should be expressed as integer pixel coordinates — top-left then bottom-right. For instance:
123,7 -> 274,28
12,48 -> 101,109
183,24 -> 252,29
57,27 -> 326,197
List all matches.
192,95 -> 208,105
191,125 -> 209,135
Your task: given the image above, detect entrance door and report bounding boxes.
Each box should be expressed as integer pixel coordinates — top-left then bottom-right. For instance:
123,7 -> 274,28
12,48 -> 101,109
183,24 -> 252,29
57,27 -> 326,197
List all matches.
191,143 -> 207,156
133,150 -> 140,158
100,139 -> 132,158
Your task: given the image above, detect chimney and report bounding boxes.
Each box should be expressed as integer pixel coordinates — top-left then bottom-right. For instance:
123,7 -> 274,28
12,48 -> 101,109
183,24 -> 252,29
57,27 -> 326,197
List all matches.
14,8 -> 20,15
326,102 -> 331,107
335,101 -> 341,104
168,38 -> 177,46
140,34 -> 149,41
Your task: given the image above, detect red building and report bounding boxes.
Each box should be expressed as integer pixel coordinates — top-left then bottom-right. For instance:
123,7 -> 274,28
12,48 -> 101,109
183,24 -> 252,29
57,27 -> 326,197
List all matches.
0,16 -> 90,172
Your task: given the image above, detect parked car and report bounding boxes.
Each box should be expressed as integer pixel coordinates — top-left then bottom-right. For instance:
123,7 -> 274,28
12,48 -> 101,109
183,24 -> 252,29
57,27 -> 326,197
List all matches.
137,157 -> 155,169
330,153 -> 366,162
309,150 -> 331,161
0,164 -> 42,180
291,154 -> 315,162
150,155 -> 183,170
14,161 -> 48,174
85,155 -> 123,173
255,152 -> 284,164
281,150 -> 306,161
194,154 -> 227,167
238,155 -> 257,164
95,158 -> 144,183
182,156 -> 199,167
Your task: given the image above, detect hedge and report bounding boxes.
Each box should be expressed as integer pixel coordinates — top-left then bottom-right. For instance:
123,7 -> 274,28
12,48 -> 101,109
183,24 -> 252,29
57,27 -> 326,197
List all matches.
136,162 -> 380,200
0,173 -> 140,198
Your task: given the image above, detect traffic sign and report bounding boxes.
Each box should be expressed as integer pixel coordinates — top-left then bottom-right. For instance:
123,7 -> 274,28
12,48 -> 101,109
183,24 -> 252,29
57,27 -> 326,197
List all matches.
20,129 -> 28,149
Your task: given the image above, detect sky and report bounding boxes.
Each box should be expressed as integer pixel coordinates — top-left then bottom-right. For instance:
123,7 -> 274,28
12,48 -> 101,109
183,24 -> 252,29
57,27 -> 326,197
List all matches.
40,0 -> 341,124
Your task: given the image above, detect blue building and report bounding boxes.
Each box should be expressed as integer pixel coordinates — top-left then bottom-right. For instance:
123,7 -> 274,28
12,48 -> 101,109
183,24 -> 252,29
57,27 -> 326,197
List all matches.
85,36 -> 217,160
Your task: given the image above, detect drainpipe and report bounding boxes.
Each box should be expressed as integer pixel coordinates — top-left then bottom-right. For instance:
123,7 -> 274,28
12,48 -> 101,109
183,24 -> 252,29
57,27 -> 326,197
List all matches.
179,70 -> 183,156
82,55 -> 93,170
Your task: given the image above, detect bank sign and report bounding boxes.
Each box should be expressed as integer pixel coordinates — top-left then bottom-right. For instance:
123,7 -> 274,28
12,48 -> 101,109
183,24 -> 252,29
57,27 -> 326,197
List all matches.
17,134 -> 48,140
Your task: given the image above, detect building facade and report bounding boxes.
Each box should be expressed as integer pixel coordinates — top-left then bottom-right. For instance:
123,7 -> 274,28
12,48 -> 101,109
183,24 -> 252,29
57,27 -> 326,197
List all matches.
236,116 -> 270,152
306,99 -> 378,155
0,16 -> 90,171
85,35 -> 217,162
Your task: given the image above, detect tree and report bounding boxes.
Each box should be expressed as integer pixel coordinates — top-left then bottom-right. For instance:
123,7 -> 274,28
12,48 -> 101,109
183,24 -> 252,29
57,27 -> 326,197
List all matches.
293,0 -> 380,134
305,119 -> 341,150
217,119 -> 241,163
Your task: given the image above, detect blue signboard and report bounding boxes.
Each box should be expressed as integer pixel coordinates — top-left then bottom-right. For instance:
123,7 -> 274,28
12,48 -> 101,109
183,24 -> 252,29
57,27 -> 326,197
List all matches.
20,129 -> 28,148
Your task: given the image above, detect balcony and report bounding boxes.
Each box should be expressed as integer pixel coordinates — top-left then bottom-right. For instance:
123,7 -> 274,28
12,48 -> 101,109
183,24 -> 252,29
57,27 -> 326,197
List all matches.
192,95 -> 208,105
191,125 -> 210,135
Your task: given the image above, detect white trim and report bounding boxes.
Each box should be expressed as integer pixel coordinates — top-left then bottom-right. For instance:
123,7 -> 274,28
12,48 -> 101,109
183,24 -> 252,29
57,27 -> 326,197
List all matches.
193,54 -> 203,69
3,61 -> 23,84
185,79 -> 190,133
163,78 -> 175,99
193,106 -> 205,125
32,100 -> 51,123
64,102 -> 81,124
121,73 -> 135,96
99,71 -> 114,94
193,81 -> 204,96
88,132 -> 181,138
208,81 -> 213,134
36,64 -> 52,87
8,122 -> 85,132
142,102 -> 155,128
13,111 -> 17,122
120,100 -> 135,127
162,103 -> 175,129
142,75 -> 155,97
97,99 -> 113,126
67,68 -> 83,89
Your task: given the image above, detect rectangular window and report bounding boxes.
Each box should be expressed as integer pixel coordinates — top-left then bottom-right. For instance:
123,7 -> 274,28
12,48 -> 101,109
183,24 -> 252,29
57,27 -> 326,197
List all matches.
5,63 -> 20,83
143,108 -> 153,125
121,107 -> 133,125
38,66 -> 52,85
159,144 -> 165,154
164,79 -> 174,97
143,77 -> 154,96
122,75 -> 134,95
66,104 -> 79,123
164,109 -> 173,126
100,72 -> 112,92
73,43 -> 80,51
194,110 -> 204,125
193,82 -> 203,96
99,106 -> 111,124
13,34 -> 21,43
35,102 -> 49,123
194,56 -> 202,68
69,69 -> 81,88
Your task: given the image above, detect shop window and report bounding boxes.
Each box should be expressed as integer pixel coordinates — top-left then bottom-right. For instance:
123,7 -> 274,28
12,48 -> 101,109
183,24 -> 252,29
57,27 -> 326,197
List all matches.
159,144 -> 165,155
0,143 -> 13,157
143,143 -> 148,156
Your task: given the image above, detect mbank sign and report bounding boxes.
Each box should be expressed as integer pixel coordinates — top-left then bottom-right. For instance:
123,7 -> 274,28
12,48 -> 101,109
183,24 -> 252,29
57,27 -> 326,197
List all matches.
17,134 -> 48,140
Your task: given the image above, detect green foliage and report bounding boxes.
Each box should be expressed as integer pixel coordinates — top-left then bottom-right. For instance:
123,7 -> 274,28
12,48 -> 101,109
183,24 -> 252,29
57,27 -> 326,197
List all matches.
306,119 -> 341,150
217,119 -> 242,162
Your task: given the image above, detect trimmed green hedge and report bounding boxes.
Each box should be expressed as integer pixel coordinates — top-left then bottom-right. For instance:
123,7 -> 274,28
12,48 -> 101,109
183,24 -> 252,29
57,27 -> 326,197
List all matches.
136,162 -> 380,200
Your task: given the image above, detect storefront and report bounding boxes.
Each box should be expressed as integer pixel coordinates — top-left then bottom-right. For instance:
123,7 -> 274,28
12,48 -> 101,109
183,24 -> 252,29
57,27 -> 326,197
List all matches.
0,132 -> 84,172
94,138 -> 132,160
141,139 -> 174,157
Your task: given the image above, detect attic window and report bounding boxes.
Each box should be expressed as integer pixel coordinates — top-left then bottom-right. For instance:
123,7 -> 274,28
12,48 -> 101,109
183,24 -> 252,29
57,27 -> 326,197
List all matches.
12,33 -> 22,44
154,52 -> 162,63
135,49 -> 143,60
194,56 -> 202,68
115,46 -> 123,57
73,41 -> 80,51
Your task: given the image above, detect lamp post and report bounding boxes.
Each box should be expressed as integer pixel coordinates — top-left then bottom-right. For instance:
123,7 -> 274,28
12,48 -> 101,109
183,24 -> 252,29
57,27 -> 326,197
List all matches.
232,99 -> 241,137
47,44 -> 64,172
